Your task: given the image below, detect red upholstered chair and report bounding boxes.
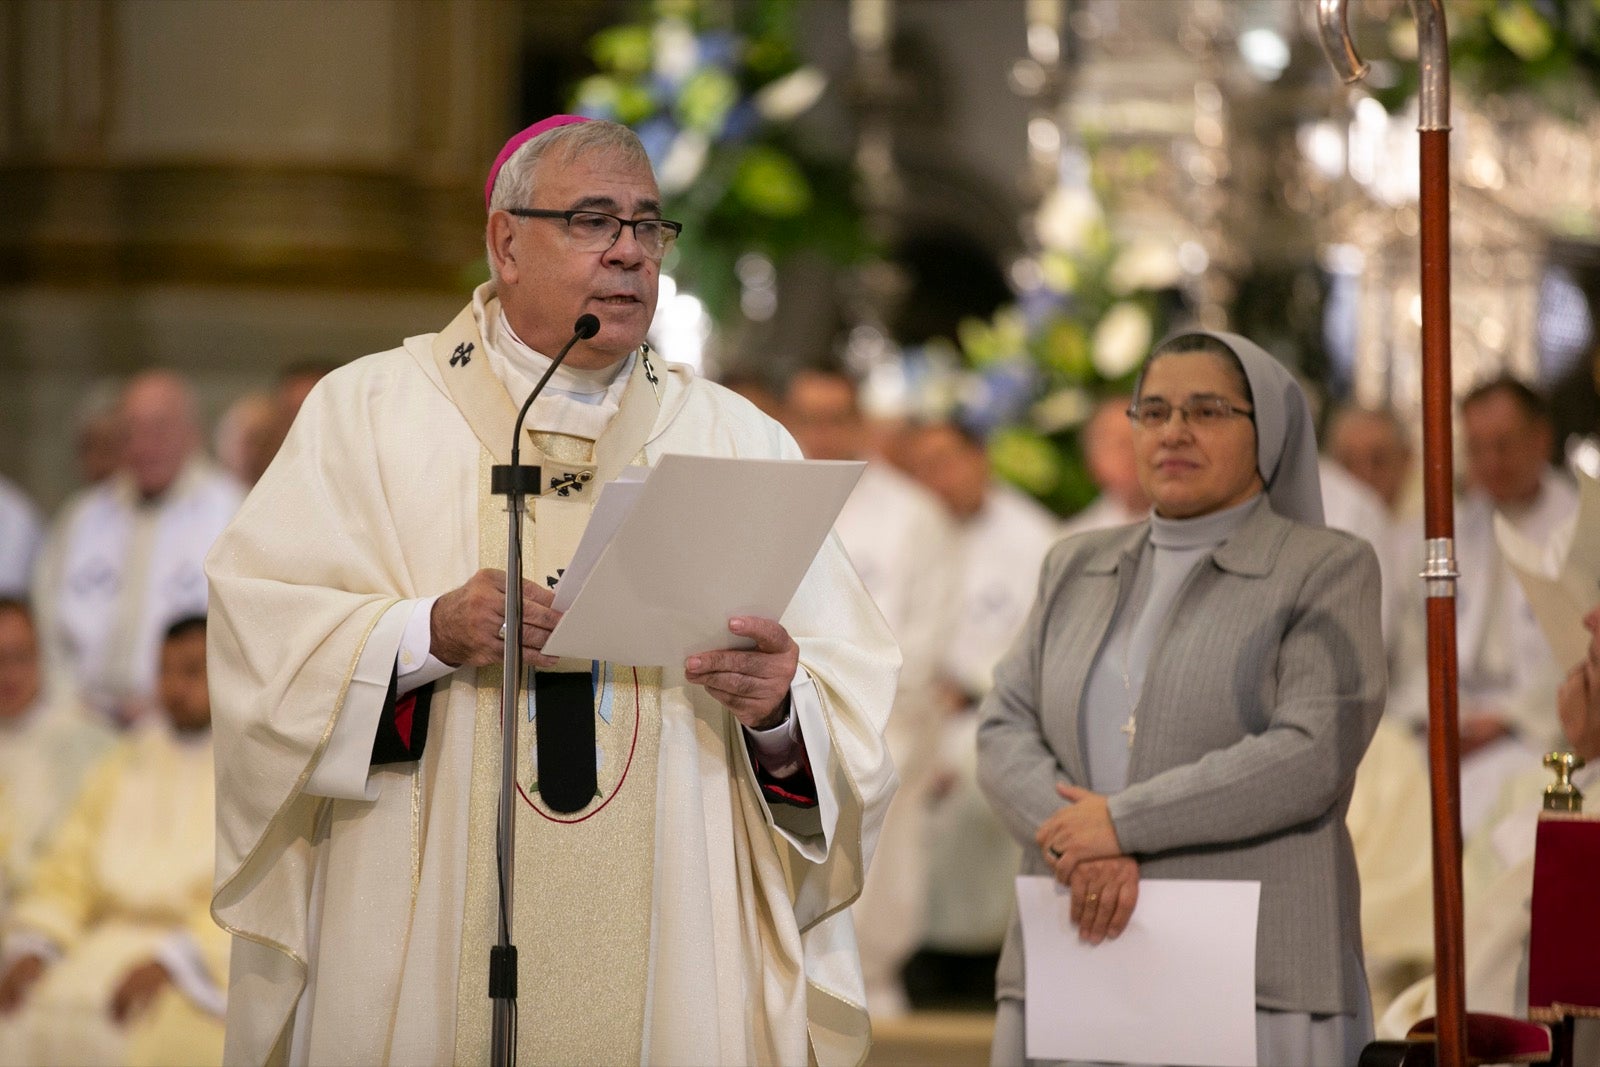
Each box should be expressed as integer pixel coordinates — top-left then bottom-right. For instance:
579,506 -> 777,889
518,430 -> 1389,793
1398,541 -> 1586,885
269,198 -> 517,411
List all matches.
1397,1013 -> 1553,1066
1524,813 -> 1600,1066
1364,758 -> 1600,1067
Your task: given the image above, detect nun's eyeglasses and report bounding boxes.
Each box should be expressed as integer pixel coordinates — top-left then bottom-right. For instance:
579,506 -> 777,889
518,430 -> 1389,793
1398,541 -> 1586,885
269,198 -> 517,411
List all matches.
1127,396 -> 1254,430
507,208 -> 683,260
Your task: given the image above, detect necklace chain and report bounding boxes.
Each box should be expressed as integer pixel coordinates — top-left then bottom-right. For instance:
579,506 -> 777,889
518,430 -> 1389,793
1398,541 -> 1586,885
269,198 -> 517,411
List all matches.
1119,607 -> 1138,750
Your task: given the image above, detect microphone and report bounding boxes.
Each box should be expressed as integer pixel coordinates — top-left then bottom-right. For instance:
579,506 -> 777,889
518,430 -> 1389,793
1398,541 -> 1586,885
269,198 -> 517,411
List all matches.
485,312 -> 604,1044
491,312 -> 605,815
510,314 -> 601,468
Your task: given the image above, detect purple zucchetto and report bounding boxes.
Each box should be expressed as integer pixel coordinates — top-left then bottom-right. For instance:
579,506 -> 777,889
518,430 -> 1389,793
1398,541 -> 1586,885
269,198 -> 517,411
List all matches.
484,114 -> 592,209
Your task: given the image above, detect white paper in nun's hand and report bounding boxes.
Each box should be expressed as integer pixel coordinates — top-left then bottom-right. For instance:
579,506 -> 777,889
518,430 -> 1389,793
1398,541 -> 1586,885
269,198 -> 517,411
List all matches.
1016,876 -> 1260,1067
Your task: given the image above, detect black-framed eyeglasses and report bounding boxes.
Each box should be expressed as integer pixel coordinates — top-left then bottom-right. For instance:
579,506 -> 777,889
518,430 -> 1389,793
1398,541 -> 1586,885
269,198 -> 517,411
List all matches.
1127,395 -> 1255,430
507,208 -> 683,260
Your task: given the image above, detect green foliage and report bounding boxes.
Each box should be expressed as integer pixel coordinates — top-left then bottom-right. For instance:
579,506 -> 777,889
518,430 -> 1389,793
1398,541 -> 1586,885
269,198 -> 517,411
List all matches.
571,0 -> 872,323
947,156 -> 1177,518
1374,0 -> 1600,118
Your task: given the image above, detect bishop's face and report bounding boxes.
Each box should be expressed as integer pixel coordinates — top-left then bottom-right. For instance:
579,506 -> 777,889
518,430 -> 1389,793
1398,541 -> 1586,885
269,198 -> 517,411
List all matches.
490,147 -> 662,370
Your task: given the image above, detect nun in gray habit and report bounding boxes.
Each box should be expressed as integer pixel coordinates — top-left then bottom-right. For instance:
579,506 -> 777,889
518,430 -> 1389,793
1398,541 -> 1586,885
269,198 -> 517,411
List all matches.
978,331 -> 1387,1065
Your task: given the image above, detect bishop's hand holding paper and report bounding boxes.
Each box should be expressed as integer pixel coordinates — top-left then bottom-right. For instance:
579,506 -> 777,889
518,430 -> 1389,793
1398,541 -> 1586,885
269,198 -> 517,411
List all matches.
684,616 -> 801,731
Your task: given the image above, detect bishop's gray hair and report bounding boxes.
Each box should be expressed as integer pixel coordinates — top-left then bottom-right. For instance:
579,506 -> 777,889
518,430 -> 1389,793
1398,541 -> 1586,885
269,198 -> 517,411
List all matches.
488,121 -> 654,213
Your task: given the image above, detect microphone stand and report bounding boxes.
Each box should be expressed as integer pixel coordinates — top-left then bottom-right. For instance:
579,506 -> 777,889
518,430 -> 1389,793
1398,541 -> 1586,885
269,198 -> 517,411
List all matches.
488,314 -> 599,1067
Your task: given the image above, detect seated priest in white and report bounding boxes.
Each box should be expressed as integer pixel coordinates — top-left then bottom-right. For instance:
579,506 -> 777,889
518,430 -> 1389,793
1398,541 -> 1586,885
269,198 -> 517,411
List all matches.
1387,377 -> 1577,837
903,419 -> 1061,964
0,616 -> 224,1067
0,597 -> 116,1067
32,371 -> 243,727
0,597 -> 115,917
1061,395 -> 1151,537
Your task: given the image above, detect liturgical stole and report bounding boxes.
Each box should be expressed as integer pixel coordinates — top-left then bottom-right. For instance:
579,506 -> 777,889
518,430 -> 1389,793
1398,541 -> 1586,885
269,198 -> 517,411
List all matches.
427,305 -> 666,1063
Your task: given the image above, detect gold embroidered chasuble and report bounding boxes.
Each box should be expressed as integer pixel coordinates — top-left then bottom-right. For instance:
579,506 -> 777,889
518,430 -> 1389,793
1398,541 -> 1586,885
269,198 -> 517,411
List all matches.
427,302 -> 664,1062
207,290 -> 899,1067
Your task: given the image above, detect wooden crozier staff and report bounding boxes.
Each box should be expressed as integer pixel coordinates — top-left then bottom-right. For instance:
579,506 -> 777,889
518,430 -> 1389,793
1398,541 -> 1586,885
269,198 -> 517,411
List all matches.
1316,2 -> 1467,1065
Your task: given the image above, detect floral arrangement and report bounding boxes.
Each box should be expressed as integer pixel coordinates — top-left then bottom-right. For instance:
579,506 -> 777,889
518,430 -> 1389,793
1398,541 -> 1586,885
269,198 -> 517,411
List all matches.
1374,0 -> 1600,119
571,0 -> 871,322
929,156 -> 1181,518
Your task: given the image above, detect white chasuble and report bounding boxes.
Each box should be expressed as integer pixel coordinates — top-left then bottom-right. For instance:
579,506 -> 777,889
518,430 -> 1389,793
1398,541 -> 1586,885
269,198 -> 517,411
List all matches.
209,288 -> 898,1067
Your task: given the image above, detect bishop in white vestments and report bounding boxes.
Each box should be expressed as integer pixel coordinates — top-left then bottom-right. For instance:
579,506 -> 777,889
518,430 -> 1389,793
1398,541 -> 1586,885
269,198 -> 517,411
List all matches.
207,117 -> 897,1067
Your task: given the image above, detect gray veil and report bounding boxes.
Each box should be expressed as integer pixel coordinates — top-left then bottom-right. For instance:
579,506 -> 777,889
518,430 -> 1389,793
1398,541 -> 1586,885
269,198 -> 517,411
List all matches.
1195,330 -> 1325,527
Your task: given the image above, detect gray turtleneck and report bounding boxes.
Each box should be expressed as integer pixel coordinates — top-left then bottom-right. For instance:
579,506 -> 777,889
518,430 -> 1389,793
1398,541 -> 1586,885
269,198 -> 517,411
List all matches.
1080,494 -> 1263,792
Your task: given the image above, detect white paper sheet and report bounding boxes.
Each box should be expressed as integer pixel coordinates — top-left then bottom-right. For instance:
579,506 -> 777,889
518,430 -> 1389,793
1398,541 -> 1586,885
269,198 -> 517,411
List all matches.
1495,470 -> 1600,667
551,465 -> 649,613
542,454 -> 865,666
1016,876 -> 1260,1067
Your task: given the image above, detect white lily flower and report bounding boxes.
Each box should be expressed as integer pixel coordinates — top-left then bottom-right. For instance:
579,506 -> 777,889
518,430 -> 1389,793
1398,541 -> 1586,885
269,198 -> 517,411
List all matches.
1035,186 -> 1102,254
654,19 -> 699,82
1109,239 -> 1181,294
659,130 -> 709,194
1092,302 -> 1152,378
755,67 -> 827,121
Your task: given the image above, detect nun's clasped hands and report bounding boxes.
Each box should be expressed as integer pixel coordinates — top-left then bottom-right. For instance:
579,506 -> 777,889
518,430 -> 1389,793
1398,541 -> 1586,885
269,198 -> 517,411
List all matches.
1037,783 -> 1138,942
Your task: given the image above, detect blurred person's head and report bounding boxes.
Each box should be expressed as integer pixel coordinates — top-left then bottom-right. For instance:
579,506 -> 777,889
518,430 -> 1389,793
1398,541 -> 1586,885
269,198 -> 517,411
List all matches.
276,359 -> 337,431
1083,395 -> 1149,514
74,380 -> 125,486
0,599 -> 40,722
905,420 -> 991,521
781,369 -> 863,461
121,371 -> 201,500
157,616 -> 210,734
215,392 -> 280,486
1460,376 -> 1554,510
1327,404 -> 1412,511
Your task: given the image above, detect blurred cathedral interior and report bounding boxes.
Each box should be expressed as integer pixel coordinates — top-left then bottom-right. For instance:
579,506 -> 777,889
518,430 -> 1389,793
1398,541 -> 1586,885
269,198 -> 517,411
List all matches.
3,0 -> 1597,507
3,1 -> 1600,1064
